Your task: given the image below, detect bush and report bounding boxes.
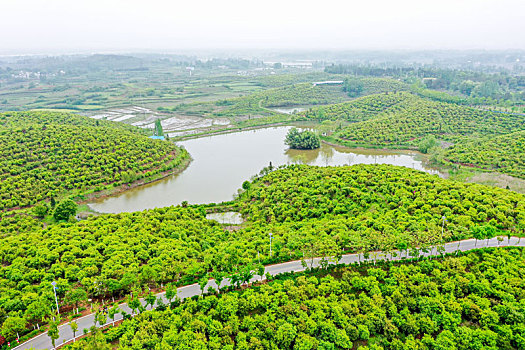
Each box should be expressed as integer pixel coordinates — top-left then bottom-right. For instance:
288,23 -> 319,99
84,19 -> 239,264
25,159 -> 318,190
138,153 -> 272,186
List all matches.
418,135 -> 439,154
32,203 -> 49,218
53,199 -> 77,221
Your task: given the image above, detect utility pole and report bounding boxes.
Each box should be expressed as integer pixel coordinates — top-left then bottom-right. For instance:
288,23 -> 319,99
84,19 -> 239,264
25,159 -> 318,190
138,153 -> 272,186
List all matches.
269,232 -> 273,257
441,216 -> 447,241
51,281 -> 59,314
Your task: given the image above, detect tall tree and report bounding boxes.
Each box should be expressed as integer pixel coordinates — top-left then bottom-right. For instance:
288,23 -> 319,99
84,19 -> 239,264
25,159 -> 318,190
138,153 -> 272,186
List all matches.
48,317 -> 60,349
69,318 -> 78,342
165,283 -> 177,303
24,298 -> 50,329
108,305 -> 120,326
65,288 -> 88,314
1,316 -> 26,342
154,119 -> 164,137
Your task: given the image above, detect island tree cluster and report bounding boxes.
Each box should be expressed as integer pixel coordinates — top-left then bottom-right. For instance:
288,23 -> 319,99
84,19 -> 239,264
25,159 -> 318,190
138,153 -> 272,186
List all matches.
285,128 -> 321,150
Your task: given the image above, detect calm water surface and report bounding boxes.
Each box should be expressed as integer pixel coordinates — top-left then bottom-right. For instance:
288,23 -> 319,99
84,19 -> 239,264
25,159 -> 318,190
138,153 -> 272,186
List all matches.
269,107 -> 307,114
89,126 -> 443,213
206,212 -> 244,224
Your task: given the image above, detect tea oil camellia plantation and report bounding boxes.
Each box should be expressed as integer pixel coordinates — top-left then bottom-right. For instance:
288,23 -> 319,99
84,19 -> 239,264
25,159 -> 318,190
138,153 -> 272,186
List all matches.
1,1 -> 525,349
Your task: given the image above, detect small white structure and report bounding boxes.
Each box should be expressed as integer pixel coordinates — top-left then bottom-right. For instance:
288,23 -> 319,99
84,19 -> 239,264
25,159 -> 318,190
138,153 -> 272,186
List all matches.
312,81 -> 344,86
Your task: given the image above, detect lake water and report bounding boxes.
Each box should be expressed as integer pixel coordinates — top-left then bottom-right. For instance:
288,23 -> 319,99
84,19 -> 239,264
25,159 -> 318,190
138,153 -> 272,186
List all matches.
89,126 -> 443,213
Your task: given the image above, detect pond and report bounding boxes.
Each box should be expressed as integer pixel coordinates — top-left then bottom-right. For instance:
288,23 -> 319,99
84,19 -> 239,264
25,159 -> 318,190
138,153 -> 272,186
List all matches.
269,107 -> 307,114
206,212 -> 244,225
88,126 -> 444,213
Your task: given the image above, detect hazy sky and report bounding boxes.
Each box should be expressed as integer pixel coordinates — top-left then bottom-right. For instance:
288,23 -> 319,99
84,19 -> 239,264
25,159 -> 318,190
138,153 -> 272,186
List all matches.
1,0 -> 524,54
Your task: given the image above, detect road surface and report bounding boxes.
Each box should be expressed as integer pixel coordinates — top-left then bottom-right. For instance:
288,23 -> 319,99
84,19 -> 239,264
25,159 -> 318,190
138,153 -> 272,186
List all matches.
14,236 -> 525,349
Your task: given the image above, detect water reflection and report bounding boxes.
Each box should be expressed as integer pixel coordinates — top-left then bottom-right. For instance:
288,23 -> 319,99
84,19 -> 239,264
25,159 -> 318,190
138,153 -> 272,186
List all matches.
89,126 -> 443,213
269,107 -> 307,114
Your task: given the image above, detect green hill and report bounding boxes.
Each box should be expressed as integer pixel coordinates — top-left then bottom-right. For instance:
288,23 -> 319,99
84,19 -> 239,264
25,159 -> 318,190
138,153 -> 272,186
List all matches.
305,92 -> 525,147
305,91 -> 414,122
68,248 -> 525,350
239,165 -> 525,247
303,92 -> 525,181
337,96 -> 524,146
1,164 -> 524,341
213,83 -> 349,117
0,111 -> 189,210
445,130 -> 525,179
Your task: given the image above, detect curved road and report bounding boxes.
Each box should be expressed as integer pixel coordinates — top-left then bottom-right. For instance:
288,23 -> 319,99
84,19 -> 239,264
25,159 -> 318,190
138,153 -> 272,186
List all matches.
14,236 -> 525,350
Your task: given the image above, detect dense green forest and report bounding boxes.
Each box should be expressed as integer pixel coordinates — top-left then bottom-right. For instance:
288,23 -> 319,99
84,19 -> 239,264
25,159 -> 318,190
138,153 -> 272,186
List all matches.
342,78 -> 409,98
0,111 -> 188,211
0,207 -> 225,331
335,95 -> 524,146
2,164 -> 524,343
445,130 -> 525,179
325,64 -> 525,107
238,165 -> 525,243
66,247 -> 525,350
1,54 -> 525,348
306,92 -> 524,145
305,92 -> 414,122
303,92 -> 525,177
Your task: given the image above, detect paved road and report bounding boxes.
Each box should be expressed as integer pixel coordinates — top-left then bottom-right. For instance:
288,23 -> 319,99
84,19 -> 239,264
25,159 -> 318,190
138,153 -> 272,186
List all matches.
14,236 -> 525,349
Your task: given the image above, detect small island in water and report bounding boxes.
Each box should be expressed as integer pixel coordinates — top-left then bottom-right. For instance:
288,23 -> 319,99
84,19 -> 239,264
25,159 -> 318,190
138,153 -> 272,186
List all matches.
285,127 -> 321,150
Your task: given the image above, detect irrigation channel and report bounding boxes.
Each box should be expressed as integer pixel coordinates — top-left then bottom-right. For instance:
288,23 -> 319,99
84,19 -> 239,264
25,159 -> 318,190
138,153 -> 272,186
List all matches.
15,237 -> 525,350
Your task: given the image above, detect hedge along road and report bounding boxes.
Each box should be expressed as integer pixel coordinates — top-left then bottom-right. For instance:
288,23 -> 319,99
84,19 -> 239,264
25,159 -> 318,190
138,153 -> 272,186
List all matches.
14,236 -> 525,350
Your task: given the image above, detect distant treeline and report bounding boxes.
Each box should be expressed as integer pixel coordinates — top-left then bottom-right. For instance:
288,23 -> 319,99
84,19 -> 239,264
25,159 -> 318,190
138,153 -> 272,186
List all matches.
325,64 -> 525,103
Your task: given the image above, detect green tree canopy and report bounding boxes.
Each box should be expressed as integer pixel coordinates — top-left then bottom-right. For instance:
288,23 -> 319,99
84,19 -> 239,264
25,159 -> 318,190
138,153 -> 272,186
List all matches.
53,199 -> 77,221
285,128 -> 320,150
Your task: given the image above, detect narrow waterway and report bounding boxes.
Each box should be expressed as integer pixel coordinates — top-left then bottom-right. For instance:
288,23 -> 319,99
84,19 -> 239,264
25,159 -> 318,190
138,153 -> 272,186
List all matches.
89,126 -> 443,213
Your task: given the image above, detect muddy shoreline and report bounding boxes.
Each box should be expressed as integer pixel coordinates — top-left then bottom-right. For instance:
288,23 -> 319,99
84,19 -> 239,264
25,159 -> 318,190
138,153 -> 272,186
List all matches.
78,156 -> 192,208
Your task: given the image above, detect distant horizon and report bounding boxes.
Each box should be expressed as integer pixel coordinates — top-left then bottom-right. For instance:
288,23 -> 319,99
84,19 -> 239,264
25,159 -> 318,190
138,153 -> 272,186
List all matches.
1,47 -> 524,58
2,0 -> 523,56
